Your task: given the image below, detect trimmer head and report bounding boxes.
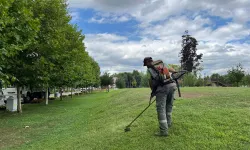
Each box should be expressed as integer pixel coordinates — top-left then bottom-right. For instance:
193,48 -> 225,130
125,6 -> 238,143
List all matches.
124,126 -> 131,132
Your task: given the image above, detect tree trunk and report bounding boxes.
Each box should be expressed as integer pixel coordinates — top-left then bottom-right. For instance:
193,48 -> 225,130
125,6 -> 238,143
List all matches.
60,88 -> 63,101
17,85 -> 22,113
71,87 -> 73,98
45,87 -> 48,105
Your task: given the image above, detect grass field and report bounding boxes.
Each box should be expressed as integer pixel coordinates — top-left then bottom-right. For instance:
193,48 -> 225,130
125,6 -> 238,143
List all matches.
0,87 -> 250,150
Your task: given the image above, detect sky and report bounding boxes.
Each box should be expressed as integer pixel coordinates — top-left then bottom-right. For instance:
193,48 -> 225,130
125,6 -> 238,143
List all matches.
67,0 -> 250,76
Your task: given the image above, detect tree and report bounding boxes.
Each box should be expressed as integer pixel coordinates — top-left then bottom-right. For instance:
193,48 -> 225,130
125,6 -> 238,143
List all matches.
181,73 -> 197,87
195,76 -> 204,87
242,74 -> 250,86
1,0 -> 101,112
227,63 -> 245,87
180,30 -> 203,73
203,76 -> 210,86
210,73 -> 221,81
91,59 -> 101,87
168,64 -> 181,71
100,72 -> 113,92
0,0 -> 40,113
31,0 -> 74,103
131,78 -> 137,88
132,70 -> 141,87
115,77 -> 125,89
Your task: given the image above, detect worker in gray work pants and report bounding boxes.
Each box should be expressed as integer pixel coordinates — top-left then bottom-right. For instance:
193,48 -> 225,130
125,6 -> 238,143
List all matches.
143,57 -> 177,136
155,83 -> 176,136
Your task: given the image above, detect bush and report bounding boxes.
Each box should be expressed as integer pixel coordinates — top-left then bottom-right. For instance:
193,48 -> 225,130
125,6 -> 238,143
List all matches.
116,77 -> 126,89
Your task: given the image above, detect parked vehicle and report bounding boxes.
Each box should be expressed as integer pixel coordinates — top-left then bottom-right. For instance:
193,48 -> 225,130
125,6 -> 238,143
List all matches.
0,89 -> 5,106
2,87 -> 26,103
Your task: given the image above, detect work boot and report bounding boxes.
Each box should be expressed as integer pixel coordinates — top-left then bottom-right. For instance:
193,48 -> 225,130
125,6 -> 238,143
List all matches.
154,131 -> 168,137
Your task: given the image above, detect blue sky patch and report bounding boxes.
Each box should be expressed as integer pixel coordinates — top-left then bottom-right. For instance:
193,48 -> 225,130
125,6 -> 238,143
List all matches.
69,8 -> 140,39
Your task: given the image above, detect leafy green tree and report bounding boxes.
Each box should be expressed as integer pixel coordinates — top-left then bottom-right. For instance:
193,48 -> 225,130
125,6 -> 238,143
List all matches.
100,72 -> 113,92
140,72 -> 150,87
182,73 -> 197,87
210,73 -> 220,81
132,70 -> 141,87
242,74 -> 250,86
195,76 -> 204,87
203,76 -> 210,86
91,59 -> 101,87
115,77 -> 126,89
168,64 -> 181,71
1,0 -> 101,111
180,30 -> 203,73
31,0 -> 73,102
126,73 -> 133,88
131,78 -> 137,88
0,0 -> 40,113
227,64 -> 245,87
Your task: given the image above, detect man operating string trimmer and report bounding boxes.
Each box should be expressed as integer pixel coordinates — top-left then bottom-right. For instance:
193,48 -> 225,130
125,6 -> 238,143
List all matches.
144,57 -> 177,136
124,57 -> 187,136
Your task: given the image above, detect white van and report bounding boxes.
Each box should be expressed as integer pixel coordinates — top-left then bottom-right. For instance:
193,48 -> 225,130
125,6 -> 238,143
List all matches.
2,87 -> 27,104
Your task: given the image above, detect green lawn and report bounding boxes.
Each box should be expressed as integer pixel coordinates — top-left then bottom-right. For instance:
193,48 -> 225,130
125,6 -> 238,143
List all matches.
1,87 -> 250,150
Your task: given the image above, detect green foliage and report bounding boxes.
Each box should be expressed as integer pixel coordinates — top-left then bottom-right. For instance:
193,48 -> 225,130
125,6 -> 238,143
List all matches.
132,70 -> 141,87
195,76 -> 204,87
168,64 -> 181,71
0,0 -> 40,82
115,77 -> 126,88
113,71 -> 145,88
140,72 -> 149,87
131,78 -> 137,87
100,72 -> 113,87
0,0 -> 100,91
210,73 -> 220,81
182,73 -> 196,87
227,64 -> 245,87
180,31 -> 203,73
242,74 -> 250,86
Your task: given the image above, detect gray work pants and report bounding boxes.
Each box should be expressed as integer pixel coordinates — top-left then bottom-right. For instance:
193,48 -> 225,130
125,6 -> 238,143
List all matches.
155,83 -> 176,132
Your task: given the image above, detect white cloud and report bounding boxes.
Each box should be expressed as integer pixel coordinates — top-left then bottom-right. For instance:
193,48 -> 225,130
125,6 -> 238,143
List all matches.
69,0 -> 250,24
142,15 -> 250,44
117,16 -> 130,22
141,15 -> 212,40
86,33 -> 128,42
88,17 -> 105,24
69,11 -> 80,23
68,0 -> 144,12
88,14 -> 132,23
85,33 -> 182,74
84,32 -> 250,75
67,0 -> 250,75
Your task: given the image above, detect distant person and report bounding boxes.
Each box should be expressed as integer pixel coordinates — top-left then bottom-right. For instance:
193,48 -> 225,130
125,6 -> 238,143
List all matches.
143,57 -> 177,136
